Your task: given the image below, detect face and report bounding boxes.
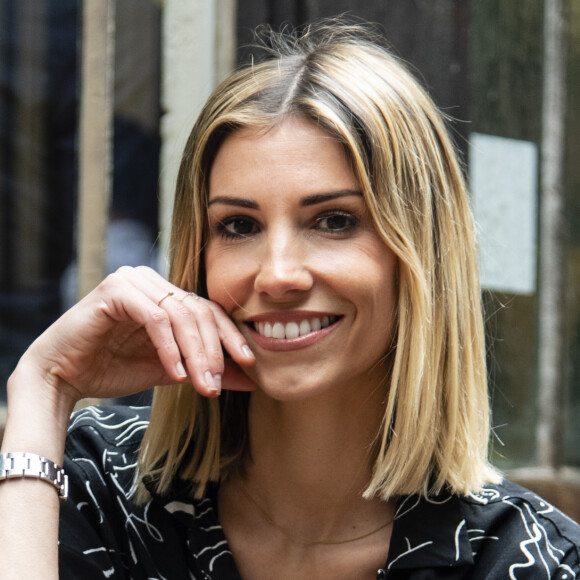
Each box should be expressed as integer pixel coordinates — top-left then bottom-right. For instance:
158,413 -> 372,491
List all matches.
205,117 -> 397,402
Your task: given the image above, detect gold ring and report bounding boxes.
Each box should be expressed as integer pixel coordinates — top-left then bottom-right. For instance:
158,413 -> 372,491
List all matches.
157,291 -> 174,306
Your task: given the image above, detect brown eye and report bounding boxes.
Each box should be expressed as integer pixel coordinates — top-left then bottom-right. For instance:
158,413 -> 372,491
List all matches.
316,211 -> 357,234
218,217 -> 259,239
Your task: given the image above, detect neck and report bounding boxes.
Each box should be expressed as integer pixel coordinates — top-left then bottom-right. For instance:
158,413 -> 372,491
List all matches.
255,394 -> 379,483
230,384 -> 391,543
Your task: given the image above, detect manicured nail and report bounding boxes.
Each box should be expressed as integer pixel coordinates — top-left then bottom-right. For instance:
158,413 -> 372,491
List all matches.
176,361 -> 187,378
205,371 -> 222,395
242,345 -> 254,359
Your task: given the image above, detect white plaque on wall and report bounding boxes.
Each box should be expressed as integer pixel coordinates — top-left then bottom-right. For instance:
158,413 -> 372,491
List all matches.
469,132 -> 538,295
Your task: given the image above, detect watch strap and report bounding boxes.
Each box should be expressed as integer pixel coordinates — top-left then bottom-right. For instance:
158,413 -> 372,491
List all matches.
0,452 -> 68,500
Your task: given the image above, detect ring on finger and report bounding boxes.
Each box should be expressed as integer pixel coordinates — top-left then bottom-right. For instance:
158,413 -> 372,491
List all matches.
182,291 -> 200,302
157,290 -> 174,306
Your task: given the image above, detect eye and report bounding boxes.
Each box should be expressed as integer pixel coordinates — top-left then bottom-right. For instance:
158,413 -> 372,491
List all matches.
315,211 -> 358,234
216,216 -> 259,240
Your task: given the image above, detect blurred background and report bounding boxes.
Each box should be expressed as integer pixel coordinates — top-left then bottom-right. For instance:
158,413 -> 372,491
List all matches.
1,0 -> 578,516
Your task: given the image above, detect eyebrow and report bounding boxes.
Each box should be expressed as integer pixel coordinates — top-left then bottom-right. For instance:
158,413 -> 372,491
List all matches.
300,190 -> 362,207
207,197 -> 258,209
207,190 -> 362,209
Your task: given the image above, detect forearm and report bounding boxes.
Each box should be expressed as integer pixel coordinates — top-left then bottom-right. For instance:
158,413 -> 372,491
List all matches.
0,265 -> 254,578
0,364 -> 77,580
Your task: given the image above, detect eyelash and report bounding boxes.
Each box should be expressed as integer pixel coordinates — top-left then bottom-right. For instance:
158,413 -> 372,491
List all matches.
314,210 -> 358,234
214,217 -> 258,241
213,210 -> 359,241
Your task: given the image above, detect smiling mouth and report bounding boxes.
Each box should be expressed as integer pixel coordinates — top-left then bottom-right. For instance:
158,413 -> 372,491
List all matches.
249,315 -> 341,339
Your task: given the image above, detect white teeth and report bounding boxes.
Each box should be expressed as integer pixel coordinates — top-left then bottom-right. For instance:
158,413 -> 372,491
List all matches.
253,316 -> 338,339
272,322 -> 284,339
264,321 -> 272,337
285,322 -> 300,339
299,320 -> 311,335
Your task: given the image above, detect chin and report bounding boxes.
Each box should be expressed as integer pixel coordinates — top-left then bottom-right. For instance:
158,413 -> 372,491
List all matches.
247,367 -> 334,403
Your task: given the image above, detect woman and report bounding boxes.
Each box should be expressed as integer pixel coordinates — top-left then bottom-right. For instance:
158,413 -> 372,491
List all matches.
1,21 -> 578,579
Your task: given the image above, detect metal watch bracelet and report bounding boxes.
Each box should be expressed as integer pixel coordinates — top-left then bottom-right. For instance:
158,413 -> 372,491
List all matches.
0,452 -> 68,500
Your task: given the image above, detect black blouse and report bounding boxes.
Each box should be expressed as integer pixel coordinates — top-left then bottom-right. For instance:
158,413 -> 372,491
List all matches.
59,406 -> 580,579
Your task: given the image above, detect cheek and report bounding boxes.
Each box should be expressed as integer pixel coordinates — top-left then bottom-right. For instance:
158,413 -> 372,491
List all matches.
339,242 -> 397,297
350,247 -> 398,332
204,247 -> 250,312
205,250 -> 229,306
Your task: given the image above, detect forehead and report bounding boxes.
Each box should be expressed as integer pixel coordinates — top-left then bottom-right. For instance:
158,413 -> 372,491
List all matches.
208,117 -> 359,201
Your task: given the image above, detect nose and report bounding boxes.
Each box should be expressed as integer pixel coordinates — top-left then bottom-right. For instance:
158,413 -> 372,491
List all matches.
253,231 -> 314,299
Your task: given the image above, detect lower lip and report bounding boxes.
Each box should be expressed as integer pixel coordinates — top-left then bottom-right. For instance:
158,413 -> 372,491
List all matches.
246,319 -> 343,352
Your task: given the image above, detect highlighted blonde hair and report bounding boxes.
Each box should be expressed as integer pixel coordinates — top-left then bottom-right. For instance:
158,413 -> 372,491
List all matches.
136,21 -> 500,504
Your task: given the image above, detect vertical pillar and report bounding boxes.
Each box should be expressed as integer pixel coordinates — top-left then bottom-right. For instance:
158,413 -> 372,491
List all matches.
14,0 -> 47,290
536,0 -> 569,468
159,0 -> 237,272
77,0 -> 115,298
215,0 -> 237,83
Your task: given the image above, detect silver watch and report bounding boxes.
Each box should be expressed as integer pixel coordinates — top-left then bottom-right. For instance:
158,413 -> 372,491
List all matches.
0,452 -> 68,500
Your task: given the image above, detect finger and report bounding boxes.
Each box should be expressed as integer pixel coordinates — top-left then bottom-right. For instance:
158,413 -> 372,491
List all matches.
133,266 -> 255,371
174,302 -> 255,397
130,267 -> 252,363
117,267 -> 255,396
168,299 -> 225,396
123,265 -> 177,303
94,273 -> 189,384
171,303 -> 255,397
119,267 -> 227,396
206,303 -> 255,366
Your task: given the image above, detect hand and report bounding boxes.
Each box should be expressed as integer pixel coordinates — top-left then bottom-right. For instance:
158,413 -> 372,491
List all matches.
16,266 -> 256,405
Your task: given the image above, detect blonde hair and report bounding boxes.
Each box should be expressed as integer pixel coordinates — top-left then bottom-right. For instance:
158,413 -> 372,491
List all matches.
136,21 -> 500,504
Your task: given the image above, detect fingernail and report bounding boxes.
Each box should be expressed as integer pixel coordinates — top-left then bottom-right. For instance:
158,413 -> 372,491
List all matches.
242,345 -> 254,359
205,371 -> 222,395
176,361 -> 187,378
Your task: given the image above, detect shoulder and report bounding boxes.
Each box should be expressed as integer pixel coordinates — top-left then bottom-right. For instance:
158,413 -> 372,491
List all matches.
63,404 -> 150,495
60,405 -> 199,578
65,405 -> 148,477
460,479 -> 580,577
386,478 -> 580,578
462,478 -> 580,542
66,404 -> 150,450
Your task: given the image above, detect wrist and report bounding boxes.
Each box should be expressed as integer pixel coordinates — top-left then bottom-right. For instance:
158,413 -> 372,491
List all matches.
8,353 -> 80,412
2,364 -> 78,463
